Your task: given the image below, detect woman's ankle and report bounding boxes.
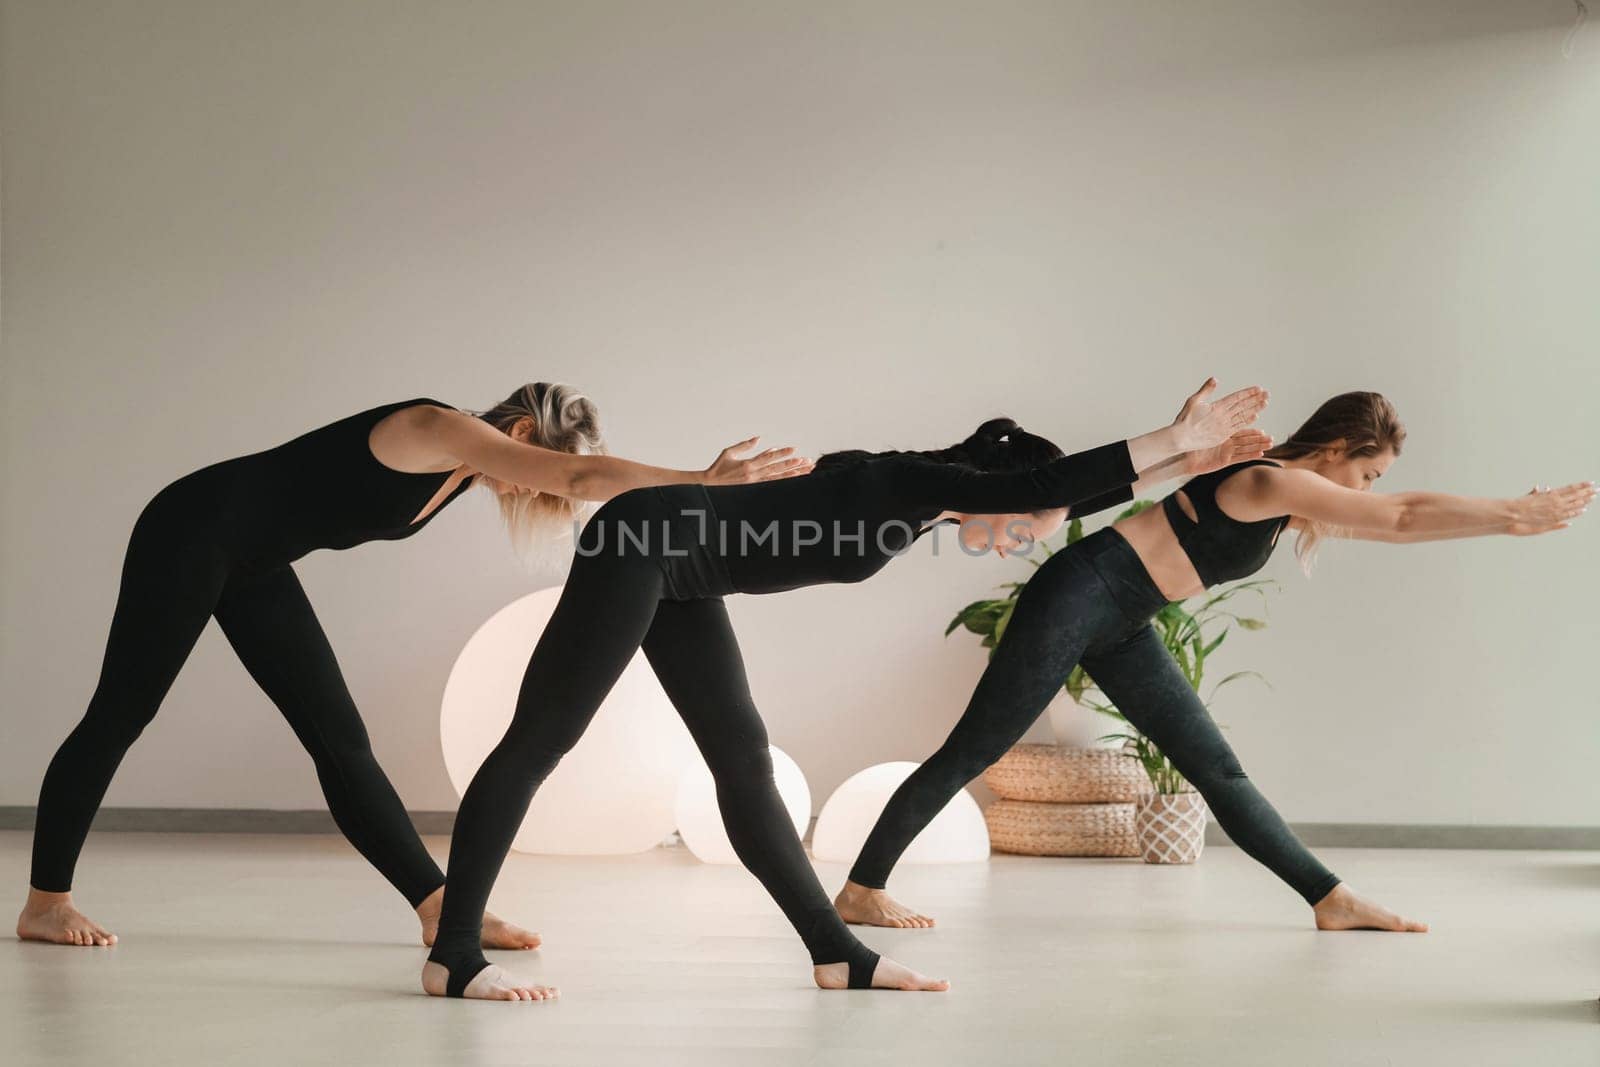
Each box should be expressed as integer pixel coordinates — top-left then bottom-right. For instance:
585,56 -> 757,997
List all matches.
414,884 -> 446,919
1311,882 -> 1349,910
25,886 -> 73,908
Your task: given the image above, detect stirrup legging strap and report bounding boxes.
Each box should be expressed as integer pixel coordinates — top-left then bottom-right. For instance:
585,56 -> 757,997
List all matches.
847,949 -> 881,990
443,957 -> 493,999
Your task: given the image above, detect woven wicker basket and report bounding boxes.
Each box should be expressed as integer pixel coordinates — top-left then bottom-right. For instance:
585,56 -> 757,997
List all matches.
982,743 -> 1150,804
985,799 -> 1140,857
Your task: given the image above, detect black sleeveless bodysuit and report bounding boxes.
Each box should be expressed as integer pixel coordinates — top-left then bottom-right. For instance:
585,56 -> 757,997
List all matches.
152,396 -> 475,571
30,397 -> 477,905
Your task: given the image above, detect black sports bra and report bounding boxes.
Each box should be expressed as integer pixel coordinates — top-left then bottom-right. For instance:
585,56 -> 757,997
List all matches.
1160,458 -> 1291,587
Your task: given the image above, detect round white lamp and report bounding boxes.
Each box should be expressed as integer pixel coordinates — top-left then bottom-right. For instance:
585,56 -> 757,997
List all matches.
673,746 -> 811,864
440,587 -> 695,855
811,761 -> 990,864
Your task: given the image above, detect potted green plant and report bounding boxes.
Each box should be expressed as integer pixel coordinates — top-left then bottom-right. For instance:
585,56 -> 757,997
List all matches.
948,501 -> 1279,863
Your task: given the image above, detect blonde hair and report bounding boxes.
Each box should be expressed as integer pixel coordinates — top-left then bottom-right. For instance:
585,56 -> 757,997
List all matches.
473,382 -> 607,555
1265,391 -> 1406,575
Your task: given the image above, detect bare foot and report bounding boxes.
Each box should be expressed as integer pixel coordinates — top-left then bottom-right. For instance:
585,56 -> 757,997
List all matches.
1313,883 -> 1428,933
813,954 -> 949,991
16,889 -> 117,947
833,881 -> 935,929
421,960 -> 559,1002
416,886 -> 541,950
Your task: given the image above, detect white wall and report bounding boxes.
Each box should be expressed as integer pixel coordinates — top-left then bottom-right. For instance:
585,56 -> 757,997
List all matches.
3,0 -> 1596,826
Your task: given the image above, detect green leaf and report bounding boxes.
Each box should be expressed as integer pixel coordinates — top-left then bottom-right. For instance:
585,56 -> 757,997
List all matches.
1206,670 -> 1272,701
1064,666 -> 1090,702
1173,640 -> 1192,681
992,601 -> 1018,645
945,600 -> 1006,637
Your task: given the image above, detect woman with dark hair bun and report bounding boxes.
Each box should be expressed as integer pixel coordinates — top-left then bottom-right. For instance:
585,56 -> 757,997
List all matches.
835,390 -> 1594,935
421,377 -> 1273,1001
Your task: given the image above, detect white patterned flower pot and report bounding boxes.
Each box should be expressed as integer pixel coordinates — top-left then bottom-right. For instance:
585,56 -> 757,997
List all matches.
1134,791 -> 1208,864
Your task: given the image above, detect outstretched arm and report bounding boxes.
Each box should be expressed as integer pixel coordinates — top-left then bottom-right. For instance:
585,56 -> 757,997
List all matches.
1229,465 -> 1593,537
424,407 -> 812,502
1336,485 -> 1589,542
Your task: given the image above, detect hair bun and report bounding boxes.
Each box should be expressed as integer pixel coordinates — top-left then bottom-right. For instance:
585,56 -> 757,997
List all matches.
971,417 -> 1020,444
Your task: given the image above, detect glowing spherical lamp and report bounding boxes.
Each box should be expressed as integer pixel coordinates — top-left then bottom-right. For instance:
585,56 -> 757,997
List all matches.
673,746 -> 811,864
811,761 -> 990,864
440,587 -> 696,855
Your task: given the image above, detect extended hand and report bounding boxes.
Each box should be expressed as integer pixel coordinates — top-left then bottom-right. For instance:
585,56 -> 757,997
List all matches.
1182,429 -> 1274,477
1507,481 -> 1594,535
704,437 -> 815,485
1170,377 -> 1268,452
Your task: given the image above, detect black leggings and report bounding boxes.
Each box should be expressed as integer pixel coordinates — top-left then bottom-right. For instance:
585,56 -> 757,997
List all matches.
30,492 -> 445,906
849,527 -> 1341,907
427,491 -> 880,994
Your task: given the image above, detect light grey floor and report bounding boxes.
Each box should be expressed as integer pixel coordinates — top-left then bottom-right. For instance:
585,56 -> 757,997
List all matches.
2,831 -> 1595,1066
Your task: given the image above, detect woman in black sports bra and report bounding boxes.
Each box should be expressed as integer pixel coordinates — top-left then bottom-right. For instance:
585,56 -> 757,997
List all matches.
838,390 -> 1593,935
18,384 -> 809,951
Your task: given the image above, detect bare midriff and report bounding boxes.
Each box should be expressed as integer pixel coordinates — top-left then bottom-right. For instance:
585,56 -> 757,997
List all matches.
1108,492 -> 1209,602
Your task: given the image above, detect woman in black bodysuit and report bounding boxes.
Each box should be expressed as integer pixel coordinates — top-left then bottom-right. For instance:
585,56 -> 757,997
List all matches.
834,391 -> 1593,936
422,377 -> 1275,1001
18,384 -> 810,951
